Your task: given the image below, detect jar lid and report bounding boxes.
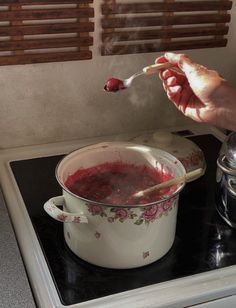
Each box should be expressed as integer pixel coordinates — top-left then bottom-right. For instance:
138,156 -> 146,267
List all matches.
130,131 -> 206,181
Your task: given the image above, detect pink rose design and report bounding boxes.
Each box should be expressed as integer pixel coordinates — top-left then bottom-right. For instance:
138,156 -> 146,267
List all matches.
57,213 -> 67,221
191,150 -> 203,166
46,206 -> 53,212
162,199 -> 173,211
143,205 -> 162,222
107,217 -> 115,223
94,231 -> 101,239
180,157 -> 191,168
114,208 -> 129,220
88,204 -> 103,215
73,216 -> 81,223
143,251 -> 150,259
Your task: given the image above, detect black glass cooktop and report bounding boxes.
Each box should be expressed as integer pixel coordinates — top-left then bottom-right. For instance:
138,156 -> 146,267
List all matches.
10,134 -> 236,306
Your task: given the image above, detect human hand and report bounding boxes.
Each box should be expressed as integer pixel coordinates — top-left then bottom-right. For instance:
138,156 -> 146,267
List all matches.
155,52 -> 236,131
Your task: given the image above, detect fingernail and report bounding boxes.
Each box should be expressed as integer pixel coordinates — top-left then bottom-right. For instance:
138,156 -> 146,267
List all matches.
170,85 -> 182,93
162,69 -> 171,79
164,52 -> 174,59
167,76 -> 176,86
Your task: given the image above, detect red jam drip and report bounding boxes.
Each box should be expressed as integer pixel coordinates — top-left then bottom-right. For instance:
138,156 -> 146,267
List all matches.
104,78 -> 126,92
65,161 -> 174,205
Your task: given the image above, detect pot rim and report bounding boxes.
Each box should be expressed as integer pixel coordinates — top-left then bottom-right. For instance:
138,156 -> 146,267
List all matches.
55,143 -> 186,209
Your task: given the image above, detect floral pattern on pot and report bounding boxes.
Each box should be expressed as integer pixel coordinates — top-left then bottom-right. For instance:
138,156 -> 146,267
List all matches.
179,149 -> 204,169
94,231 -> 101,239
86,197 -> 177,225
143,251 -> 150,259
57,213 -> 67,221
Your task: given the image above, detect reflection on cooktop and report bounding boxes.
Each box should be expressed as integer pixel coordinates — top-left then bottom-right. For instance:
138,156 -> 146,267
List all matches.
10,134 -> 236,306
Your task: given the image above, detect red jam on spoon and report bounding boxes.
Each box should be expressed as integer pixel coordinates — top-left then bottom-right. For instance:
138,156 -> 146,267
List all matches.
104,77 -> 126,92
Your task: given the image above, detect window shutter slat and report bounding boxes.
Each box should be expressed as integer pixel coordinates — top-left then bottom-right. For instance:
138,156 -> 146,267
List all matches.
0,0 -> 94,65
0,23 -> 94,36
102,1 -> 232,14
101,38 -> 227,56
0,37 -> 93,51
101,14 -> 231,29
0,8 -> 94,21
0,0 -> 93,4
102,25 -> 229,42
101,0 -> 232,56
0,50 -> 92,65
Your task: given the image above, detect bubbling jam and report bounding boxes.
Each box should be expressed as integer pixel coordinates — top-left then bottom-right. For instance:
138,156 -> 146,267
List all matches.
65,161 -> 174,205
104,78 -> 126,92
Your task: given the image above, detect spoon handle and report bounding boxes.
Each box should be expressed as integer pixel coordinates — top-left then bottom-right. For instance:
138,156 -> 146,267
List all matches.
143,62 -> 174,75
133,168 -> 204,199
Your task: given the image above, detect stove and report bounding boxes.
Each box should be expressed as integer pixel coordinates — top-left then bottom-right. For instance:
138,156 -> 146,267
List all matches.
2,125 -> 236,308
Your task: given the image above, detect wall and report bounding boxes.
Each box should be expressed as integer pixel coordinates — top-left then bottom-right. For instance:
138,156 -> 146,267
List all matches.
0,1 -> 235,149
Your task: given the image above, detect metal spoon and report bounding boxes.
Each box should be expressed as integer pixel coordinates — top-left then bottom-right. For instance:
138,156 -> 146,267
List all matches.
104,62 -> 174,92
123,62 -> 174,88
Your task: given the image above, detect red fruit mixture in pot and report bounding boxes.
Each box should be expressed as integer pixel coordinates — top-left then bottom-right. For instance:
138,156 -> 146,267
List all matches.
65,161 -> 174,205
104,78 -> 126,92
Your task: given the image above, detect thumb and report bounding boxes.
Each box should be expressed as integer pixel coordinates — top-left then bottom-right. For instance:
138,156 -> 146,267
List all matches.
164,52 -> 200,79
164,52 -> 226,101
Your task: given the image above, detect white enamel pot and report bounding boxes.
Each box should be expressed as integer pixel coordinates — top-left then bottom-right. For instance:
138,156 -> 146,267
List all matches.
44,142 -> 186,269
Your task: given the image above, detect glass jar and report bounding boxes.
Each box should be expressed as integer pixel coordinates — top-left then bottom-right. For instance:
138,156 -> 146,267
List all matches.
216,132 -> 236,228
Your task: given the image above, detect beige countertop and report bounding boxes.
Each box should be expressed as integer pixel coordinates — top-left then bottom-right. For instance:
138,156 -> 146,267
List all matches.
0,189 -> 36,308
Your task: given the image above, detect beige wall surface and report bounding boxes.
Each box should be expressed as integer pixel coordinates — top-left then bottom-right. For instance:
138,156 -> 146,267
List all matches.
0,1 -> 235,149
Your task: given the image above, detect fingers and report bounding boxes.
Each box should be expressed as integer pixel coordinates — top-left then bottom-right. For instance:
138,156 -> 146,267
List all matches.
157,52 -> 218,101
164,52 -> 189,65
162,76 -> 178,92
165,52 -> 196,74
162,73 -> 195,113
155,56 -> 168,64
166,84 -> 195,115
160,69 -> 186,85
160,68 -> 186,98
166,85 -> 182,106
157,52 -> 205,79
155,52 -> 217,123
166,76 -> 177,87
156,54 -> 186,87
176,84 -> 194,113
167,85 -> 182,99
164,52 -> 211,84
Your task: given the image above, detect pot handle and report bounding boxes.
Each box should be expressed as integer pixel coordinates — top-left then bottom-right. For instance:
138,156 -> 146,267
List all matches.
44,196 -> 88,223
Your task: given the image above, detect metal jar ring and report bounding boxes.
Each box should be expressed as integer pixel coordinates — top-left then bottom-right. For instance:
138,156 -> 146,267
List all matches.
217,154 -> 236,176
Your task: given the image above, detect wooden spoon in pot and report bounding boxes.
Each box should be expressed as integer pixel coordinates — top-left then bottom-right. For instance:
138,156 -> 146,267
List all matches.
133,168 -> 204,199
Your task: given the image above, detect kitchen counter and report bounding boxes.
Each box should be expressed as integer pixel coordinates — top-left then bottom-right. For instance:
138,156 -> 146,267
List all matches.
0,189 -> 36,308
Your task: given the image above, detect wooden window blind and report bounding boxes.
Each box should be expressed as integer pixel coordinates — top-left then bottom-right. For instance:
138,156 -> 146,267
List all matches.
101,0 -> 232,56
0,0 -> 94,65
